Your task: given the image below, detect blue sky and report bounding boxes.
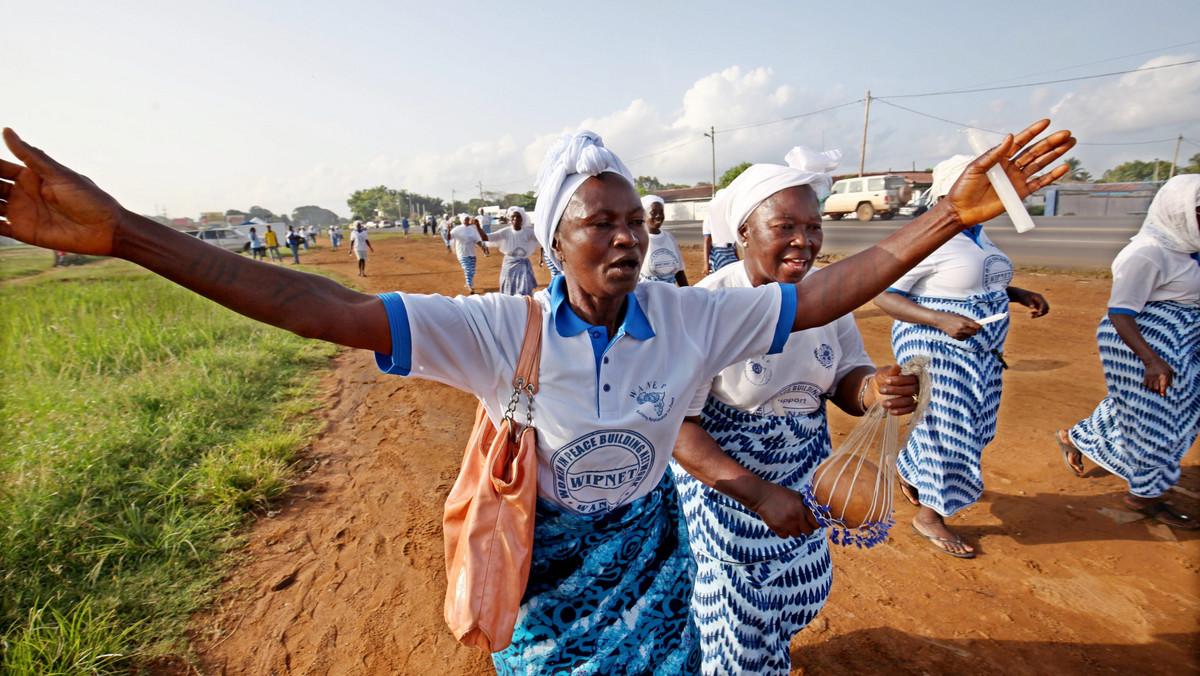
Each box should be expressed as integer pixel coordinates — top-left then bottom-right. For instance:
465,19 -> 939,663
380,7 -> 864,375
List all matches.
5,0 -> 1199,219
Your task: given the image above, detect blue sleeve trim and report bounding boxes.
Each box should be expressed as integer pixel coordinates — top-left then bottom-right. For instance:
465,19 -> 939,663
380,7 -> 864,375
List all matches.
885,287 -> 908,296
374,292 -> 412,376
1107,307 -> 1138,316
769,283 -> 797,355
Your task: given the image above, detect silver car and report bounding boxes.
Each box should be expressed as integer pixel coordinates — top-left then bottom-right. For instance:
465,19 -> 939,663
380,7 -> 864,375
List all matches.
184,228 -> 252,253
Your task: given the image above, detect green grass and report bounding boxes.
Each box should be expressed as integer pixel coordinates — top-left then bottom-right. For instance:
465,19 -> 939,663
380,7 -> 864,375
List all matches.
0,260 -> 339,674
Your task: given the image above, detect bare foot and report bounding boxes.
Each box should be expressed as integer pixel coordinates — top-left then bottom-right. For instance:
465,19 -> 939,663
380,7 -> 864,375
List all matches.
911,508 -> 975,558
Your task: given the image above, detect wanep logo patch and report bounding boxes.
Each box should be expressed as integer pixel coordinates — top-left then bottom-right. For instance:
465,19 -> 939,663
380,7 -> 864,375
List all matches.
630,381 -> 674,422
552,430 -> 654,514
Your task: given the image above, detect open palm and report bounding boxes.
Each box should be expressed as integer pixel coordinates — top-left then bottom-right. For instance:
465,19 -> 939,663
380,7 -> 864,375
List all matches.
0,128 -> 123,256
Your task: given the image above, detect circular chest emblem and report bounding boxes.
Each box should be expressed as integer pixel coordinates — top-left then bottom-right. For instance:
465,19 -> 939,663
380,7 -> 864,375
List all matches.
552,430 -> 654,514
982,254 -> 1013,293
744,357 -> 773,386
814,343 -> 835,369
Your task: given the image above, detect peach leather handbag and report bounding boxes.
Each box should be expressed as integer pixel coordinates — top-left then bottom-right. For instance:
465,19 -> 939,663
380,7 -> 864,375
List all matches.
442,296 -> 542,652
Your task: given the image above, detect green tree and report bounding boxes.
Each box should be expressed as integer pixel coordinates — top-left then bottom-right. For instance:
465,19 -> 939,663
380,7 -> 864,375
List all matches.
1098,159 -> 1177,183
292,205 -> 340,227
1182,152 -> 1200,175
248,206 -> 277,221
502,191 -> 537,211
718,162 -> 753,189
347,185 -> 403,221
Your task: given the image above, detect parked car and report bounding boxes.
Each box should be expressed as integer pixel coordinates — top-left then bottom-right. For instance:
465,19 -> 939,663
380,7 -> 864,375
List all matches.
183,227 -> 252,253
823,174 -> 911,221
898,191 -> 931,218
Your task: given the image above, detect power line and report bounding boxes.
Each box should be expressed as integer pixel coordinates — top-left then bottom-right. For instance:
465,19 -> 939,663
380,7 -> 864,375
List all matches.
716,100 -> 864,134
878,58 -> 1200,99
960,39 -> 1200,89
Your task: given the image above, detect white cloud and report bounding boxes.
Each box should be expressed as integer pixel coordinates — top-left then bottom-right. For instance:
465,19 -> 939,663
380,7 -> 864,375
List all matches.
1050,54 -> 1200,136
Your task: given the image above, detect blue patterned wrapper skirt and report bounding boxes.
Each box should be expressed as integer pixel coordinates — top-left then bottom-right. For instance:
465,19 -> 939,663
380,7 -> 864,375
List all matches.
670,398 -> 832,676
892,292 -> 1009,517
493,472 -> 701,676
458,255 -> 476,287
1069,301 -> 1200,497
499,256 -> 536,296
708,245 -> 738,273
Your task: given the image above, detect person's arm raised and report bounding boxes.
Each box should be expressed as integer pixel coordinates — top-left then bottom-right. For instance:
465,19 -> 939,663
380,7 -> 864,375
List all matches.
790,119 -> 1074,332
0,128 -> 391,354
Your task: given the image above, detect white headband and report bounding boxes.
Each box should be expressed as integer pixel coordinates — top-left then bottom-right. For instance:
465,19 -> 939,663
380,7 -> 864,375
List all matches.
506,205 -> 528,227
708,146 -> 841,247
1137,174 -> 1200,253
641,194 -> 665,211
533,131 -> 634,267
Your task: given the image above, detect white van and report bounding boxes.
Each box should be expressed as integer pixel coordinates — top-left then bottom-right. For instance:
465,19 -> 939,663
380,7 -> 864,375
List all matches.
823,175 -> 910,222
184,228 -> 252,253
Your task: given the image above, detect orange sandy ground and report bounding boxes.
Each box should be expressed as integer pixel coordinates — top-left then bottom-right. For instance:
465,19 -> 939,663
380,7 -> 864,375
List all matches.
161,234 -> 1197,675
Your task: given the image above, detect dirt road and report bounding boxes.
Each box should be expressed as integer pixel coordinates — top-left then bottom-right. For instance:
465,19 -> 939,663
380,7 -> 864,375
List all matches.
176,234 -> 1198,675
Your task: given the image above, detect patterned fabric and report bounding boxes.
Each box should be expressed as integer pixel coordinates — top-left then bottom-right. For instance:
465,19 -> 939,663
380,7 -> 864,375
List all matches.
499,256 -> 536,296
543,249 -> 563,278
709,245 -> 738,273
493,473 -> 701,676
670,397 -> 832,676
892,291 -> 1009,516
458,255 -> 476,288
1069,301 -> 1200,497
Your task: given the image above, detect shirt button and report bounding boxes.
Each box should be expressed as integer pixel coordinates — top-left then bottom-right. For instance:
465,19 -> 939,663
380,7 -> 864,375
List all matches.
603,357 -> 609,364
603,384 -> 610,392
590,330 -> 601,338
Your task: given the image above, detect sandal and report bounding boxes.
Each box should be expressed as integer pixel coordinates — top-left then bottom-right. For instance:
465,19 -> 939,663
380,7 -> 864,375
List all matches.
910,523 -> 976,558
1054,429 -> 1085,477
897,471 -> 920,506
1123,498 -> 1200,531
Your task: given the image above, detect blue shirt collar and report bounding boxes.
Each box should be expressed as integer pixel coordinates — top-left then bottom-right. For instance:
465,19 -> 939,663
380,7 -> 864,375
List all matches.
961,224 -> 985,247
548,275 -> 655,340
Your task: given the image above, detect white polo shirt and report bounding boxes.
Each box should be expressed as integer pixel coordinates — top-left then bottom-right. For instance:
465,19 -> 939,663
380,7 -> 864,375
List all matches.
887,227 -> 1013,299
1108,235 -> 1200,315
487,226 -> 539,259
691,262 -> 872,416
375,275 -> 797,515
639,231 -> 686,284
350,228 -> 370,252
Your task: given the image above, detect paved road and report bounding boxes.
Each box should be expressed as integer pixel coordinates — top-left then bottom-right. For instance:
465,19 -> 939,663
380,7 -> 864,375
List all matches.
664,214 -> 1141,271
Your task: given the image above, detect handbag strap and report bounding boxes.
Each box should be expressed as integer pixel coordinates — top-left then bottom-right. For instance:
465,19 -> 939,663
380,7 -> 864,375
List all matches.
513,296 -> 542,397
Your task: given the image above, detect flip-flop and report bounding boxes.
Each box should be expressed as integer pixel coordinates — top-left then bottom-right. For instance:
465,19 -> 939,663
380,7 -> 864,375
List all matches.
896,471 -> 920,506
1123,499 -> 1200,531
910,523 -> 976,558
1054,429 -> 1085,477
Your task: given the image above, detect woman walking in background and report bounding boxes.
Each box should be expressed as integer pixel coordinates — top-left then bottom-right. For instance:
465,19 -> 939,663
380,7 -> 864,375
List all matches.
873,155 -> 1051,558
1055,174 -> 1200,530
483,206 -> 540,295
447,216 -> 489,294
639,195 -> 689,286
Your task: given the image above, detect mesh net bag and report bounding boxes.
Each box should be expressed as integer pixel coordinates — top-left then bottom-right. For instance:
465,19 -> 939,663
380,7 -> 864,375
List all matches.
801,356 -> 931,548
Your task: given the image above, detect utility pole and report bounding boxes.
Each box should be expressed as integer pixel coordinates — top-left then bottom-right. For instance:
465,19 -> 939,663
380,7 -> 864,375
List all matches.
478,181 -> 485,204
703,126 -> 717,195
1170,133 -> 1182,179
451,188 -> 456,214
859,91 -> 871,178
1153,159 -> 1160,183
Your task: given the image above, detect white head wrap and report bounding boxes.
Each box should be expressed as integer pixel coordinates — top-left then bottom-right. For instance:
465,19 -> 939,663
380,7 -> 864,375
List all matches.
641,194 -> 665,211
533,131 -> 634,267
506,205 -> 528,228
1135,174 -> 1200,253
707,147 -> 842,247
930,154 -> 974,202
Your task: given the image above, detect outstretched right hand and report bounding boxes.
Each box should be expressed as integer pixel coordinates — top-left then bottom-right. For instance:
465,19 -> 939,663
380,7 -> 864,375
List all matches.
0,128 -> 124,256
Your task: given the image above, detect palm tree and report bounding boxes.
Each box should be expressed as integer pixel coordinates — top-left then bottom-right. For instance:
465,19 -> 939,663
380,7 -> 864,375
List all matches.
1063,158 -> 1091,183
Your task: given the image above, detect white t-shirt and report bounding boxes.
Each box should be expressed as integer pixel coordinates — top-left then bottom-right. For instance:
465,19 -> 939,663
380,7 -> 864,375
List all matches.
640,231 -> 686,283
449,226 -> 483,258
375,276 -> 797,515
691,262 -> 872,416
488,226 -> 539,259
350,228 -> 370,252
1109,236 -> 1200,313
888,227 -> 1013,298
